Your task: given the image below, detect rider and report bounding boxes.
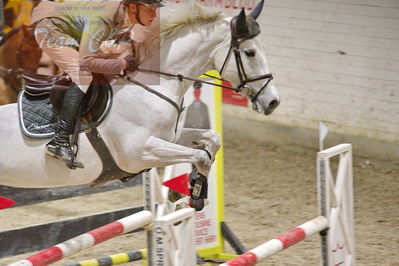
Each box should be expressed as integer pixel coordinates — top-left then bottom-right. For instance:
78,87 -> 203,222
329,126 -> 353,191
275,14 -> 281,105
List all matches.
31,0 -> 164,169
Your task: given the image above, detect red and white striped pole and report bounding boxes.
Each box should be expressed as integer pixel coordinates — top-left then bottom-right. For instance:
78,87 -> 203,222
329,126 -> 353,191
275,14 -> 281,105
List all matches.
219,216 -> 328,266
8,210 -> 153,266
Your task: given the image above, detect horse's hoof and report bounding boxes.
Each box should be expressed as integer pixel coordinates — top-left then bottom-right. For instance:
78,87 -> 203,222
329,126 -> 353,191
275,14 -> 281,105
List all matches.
190,198 -> 204,211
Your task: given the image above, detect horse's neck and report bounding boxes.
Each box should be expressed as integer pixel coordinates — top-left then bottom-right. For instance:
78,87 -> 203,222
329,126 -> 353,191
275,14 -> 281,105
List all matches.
159,21 -> 229,99
112,20 -> 229,111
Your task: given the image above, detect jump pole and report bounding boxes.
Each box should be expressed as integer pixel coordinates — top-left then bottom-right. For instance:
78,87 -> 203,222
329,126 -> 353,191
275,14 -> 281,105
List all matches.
219,216 -> 328,266
66,250 -> 146,266
8,211 -> 153,266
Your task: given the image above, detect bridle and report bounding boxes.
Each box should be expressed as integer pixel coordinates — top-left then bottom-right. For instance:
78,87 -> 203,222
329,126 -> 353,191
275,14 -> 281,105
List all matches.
213,17 -> 274,104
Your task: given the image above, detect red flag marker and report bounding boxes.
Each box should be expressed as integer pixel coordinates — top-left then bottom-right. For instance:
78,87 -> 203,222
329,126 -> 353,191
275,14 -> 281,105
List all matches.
0,197 -> 15,210
163,173 -> 190,196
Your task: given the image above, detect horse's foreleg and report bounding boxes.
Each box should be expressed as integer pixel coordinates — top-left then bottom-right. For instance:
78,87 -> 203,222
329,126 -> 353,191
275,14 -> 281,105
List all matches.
143,136 -> 213,176
175,128 -> 221,162
143,135 -> 212,211
175,128 -> 220,210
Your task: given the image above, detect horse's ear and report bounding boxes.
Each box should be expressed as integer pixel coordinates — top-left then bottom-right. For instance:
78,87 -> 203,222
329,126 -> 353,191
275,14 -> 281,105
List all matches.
235,9 -> 248,35
249,0 -> 265,20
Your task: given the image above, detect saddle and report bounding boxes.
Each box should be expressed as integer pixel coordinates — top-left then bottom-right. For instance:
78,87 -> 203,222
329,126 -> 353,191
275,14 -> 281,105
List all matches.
18,72 -> 140,187
20,72 -> 110,135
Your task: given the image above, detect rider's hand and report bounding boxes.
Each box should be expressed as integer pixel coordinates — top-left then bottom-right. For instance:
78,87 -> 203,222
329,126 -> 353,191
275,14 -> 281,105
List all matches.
123,54 -> 139,72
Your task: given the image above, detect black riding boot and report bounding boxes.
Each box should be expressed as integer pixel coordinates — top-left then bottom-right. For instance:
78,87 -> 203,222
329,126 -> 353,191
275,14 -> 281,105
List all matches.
46,84 -> 85,169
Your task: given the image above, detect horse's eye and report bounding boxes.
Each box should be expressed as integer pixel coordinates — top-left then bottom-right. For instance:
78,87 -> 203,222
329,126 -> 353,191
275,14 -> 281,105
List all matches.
245,50 -> 256,57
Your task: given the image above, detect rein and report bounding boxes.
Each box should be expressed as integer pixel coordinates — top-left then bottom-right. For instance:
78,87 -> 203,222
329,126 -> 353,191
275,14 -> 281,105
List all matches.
136,68 -> 239,91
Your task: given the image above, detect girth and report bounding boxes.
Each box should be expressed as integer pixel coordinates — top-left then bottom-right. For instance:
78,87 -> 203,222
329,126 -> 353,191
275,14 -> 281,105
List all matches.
86,128 -> 146,187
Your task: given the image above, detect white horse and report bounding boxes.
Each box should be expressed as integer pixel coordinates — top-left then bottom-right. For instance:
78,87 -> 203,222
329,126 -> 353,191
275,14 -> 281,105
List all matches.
0,2 -> 279,193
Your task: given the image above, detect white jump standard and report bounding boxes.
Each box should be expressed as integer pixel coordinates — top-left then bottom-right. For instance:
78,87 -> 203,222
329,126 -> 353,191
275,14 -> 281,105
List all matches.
221,143 -> 355,266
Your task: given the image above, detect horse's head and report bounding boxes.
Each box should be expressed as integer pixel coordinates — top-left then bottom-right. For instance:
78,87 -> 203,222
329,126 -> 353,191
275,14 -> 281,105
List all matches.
214,0 -> 280,115
0,25 -> 42,73
18,25 -> 43,72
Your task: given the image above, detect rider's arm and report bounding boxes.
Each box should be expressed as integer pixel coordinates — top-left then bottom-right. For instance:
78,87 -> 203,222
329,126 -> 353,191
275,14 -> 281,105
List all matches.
78,7 -> 131,75
80,53 -> 139,74
80,56 -> 127,75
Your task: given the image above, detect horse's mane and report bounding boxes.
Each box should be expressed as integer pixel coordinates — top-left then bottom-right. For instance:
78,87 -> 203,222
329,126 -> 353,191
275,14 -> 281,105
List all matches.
160,1 -> 224,41
0,25 -> 24,46
136,1 -> 225,62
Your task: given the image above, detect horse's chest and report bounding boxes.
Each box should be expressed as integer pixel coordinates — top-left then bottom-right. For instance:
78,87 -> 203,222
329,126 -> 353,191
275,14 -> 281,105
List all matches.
150,112 -> 181,140
144,100 -> 182,135
111,88 -> 183,143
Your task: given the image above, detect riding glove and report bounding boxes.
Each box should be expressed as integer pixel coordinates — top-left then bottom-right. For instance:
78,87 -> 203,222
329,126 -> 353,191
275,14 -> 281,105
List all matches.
124,54 -> 139,72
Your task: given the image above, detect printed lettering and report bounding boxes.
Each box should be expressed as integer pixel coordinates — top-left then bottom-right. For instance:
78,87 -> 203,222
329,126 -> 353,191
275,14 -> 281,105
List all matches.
205,235 -> 216,243
195,219 -> 211,228
195,237 -> 203,245
155,236 -> 163,244
196,212 -> 206,219
195,228 -> 209,236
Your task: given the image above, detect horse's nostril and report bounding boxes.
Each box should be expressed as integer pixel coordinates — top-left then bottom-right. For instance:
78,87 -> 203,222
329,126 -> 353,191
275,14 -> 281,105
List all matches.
269,99 -> 279,109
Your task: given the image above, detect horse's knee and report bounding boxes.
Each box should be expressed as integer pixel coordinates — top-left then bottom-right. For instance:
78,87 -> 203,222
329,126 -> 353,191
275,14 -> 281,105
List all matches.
204,130 -> 220,159
210,130 -> 221,150
195,150 -> 212,176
